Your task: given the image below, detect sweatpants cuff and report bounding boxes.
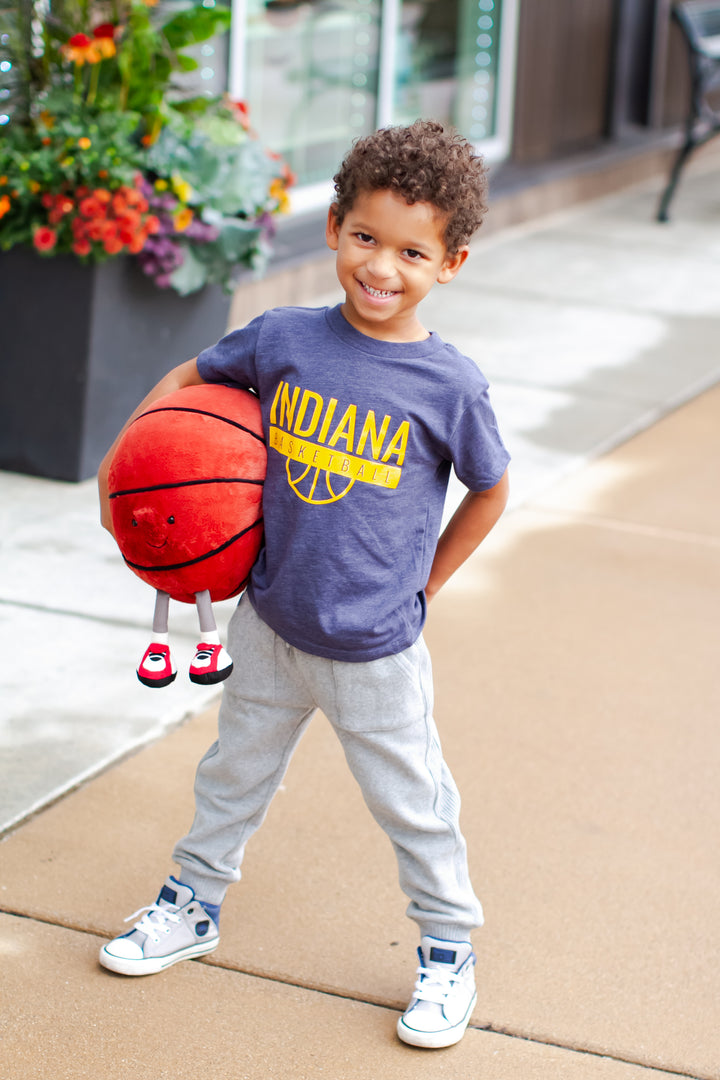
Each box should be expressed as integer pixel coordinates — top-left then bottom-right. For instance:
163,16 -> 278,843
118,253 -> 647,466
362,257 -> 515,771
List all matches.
177,869 -> 230,907
418,921 -> 483,943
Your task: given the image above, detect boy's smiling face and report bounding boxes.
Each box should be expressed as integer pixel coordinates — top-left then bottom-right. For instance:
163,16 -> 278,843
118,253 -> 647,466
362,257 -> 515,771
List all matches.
326,188 -> 468,342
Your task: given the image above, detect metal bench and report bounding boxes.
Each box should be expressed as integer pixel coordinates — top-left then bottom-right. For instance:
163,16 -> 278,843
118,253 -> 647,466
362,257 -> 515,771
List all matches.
657,0 -> 720,221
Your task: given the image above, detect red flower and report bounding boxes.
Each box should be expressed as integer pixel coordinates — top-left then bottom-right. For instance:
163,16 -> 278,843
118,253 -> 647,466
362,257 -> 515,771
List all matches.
104,234 -> 124,255
86,219 -> 107,241
79,196 -> 106,219
73,238 -> 92,256
33,226 -> 58,253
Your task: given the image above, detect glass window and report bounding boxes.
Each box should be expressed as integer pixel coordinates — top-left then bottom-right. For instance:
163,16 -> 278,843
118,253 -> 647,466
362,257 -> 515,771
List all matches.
243,0 -> 381,185
394,0 -> 502,141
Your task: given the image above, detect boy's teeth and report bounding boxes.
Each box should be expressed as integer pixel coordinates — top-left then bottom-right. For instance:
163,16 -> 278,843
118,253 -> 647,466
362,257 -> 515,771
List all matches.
364,284 -> 395,297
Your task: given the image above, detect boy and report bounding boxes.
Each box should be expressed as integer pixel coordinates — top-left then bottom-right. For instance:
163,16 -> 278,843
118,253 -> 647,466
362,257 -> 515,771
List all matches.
97,120 -> 510,1049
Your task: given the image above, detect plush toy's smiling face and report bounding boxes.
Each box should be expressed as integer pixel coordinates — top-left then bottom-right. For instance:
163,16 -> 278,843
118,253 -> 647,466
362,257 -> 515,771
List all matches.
129,505 -> 176,550
112,485 -> 227,571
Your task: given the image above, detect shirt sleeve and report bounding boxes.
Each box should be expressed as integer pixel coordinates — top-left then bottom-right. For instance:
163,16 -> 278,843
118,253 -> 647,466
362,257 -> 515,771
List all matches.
196,312 -> 265,389
447,389 -> 511,492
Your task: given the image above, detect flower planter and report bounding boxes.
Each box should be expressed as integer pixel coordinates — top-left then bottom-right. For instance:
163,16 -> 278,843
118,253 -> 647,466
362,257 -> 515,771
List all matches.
0,248 -> 231,482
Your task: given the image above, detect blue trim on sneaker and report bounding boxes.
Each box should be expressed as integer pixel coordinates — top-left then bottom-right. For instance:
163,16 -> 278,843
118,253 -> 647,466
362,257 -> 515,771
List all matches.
199,900 -> 221,927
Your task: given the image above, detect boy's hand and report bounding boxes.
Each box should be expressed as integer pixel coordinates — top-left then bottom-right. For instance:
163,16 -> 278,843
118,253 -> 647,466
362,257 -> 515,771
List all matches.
425,470 -> 509,601
97,358 -> 207,539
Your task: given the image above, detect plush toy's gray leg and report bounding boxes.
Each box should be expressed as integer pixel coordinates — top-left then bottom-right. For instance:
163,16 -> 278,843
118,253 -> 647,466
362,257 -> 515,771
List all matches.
190,590 -> 233,685
136,591 -> 176,688
195,589 -> 217,638
152,590 -> 171,636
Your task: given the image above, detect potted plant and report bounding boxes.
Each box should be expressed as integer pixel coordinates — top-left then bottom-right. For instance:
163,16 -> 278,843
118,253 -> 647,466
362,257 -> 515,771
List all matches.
0,0 -> 294,480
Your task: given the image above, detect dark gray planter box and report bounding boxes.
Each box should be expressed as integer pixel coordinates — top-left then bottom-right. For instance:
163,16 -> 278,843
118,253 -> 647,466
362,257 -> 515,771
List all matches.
0,248 -> 231,482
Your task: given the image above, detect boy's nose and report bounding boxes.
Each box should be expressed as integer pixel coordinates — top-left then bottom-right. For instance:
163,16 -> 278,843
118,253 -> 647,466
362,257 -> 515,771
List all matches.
366,248 -> 395,279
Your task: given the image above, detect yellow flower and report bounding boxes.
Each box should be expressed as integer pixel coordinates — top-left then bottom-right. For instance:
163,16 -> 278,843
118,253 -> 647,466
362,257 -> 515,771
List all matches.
171,174 -> 193,204
173,207 -> 194,232
78,137 -> 92,150
269,178 -> 291,214
154,179 -> 168,192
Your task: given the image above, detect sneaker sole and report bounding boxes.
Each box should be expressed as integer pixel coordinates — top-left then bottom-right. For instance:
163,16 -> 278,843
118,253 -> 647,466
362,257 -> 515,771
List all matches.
396,991 -> 477,1049
99,936 -> 219,976
189,664 -> 233,685
137,671 -> 177,688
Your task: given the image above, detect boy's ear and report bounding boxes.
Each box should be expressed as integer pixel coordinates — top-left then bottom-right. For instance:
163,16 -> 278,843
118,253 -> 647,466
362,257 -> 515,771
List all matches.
436,246 -> 469,284
325,205 -> 340,251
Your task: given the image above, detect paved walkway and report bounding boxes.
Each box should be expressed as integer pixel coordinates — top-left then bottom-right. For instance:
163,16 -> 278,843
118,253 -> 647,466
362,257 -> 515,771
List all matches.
1,164 -> 719,1078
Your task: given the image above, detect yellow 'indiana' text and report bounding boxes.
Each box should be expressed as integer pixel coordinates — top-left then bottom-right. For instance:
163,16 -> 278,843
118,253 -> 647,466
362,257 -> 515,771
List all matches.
269,381 -> 409,467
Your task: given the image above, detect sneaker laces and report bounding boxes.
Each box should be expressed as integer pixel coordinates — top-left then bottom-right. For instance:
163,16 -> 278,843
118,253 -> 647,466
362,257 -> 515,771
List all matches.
124,903 -> 181,944
412,963 -> 461,1005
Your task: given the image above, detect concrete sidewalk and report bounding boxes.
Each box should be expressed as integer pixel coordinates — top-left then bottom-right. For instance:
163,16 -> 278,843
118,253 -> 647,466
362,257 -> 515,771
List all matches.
1,163 -> 719,1078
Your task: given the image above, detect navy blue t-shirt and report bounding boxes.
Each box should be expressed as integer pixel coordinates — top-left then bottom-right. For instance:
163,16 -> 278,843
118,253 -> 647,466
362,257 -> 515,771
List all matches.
197,304 -> 509,661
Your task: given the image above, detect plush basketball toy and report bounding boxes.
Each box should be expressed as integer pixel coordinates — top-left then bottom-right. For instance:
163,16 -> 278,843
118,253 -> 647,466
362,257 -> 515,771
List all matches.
108,383 -> 266,688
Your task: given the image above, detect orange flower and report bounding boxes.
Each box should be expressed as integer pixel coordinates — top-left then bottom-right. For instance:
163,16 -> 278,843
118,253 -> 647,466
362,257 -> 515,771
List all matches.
173,207 -> 193,232
127,232 -> 148,254
78,137 -> 92,150
104,233 -> 124,255
92,23 -> 117,58
0,194 -> 11,220
61,32 -> 102,65
33,226 -> 58,253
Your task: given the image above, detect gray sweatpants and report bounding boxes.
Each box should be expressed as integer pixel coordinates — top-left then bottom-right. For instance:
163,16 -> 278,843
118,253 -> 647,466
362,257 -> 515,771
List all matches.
174,597 -> 483,941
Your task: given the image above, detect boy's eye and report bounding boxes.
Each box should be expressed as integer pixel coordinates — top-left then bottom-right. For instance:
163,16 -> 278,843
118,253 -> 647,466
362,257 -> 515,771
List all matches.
405,249 -> 423,260
356,232 -> 374,243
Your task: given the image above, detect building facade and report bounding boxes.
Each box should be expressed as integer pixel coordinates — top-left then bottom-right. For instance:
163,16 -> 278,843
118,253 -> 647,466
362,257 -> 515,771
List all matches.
210,0 -> 694,212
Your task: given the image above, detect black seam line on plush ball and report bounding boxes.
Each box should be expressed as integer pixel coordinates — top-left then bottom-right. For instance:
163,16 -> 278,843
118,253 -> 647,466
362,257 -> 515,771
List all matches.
134,405 -> 266,443
122,517 -> 264,572
109,477 -> 264,499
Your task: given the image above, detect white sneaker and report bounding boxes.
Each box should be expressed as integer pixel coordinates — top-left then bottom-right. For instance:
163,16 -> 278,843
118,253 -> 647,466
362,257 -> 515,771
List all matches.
99,876 -> 219,976
397,937 -> 477,1048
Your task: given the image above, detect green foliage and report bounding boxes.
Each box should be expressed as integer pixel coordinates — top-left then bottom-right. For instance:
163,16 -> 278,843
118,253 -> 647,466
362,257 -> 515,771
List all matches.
0,0 -> 293,293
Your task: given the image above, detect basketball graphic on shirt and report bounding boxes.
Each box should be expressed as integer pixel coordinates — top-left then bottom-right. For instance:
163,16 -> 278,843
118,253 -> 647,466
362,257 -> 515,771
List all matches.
285,458 -> 356,504
269,380 -> 409,505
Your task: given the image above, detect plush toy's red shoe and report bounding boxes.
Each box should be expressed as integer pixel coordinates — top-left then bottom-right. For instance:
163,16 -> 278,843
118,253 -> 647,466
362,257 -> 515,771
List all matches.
189,643 -> 233,685
137,643 -> 177,688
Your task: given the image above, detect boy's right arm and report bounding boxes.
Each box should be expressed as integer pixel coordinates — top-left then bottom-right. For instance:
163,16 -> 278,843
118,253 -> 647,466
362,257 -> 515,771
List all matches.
97,358 -> 207,538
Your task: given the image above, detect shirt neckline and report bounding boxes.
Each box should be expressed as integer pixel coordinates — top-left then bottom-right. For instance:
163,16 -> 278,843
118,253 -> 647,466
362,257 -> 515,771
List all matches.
325,304 -> 443,359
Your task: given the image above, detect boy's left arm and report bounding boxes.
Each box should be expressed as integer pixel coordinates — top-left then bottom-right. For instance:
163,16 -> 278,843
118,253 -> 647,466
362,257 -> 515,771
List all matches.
425,469 -> 509,602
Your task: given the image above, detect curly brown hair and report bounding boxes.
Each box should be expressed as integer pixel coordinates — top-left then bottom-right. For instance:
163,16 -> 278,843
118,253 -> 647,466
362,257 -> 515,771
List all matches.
331,120 -> 488,254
